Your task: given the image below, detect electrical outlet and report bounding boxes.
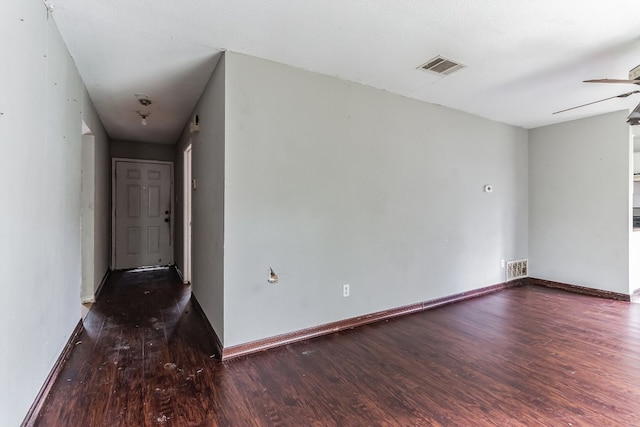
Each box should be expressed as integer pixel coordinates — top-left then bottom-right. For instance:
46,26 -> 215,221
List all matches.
501,259 -> 505,268
343,284 -> 350,297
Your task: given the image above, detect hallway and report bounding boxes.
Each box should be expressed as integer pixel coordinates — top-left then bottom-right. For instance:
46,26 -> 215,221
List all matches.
33,269 -> 640,426
34,267 -> 221,425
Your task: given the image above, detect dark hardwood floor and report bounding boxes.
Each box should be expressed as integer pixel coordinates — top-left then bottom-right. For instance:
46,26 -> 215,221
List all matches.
33,268 -> 640,426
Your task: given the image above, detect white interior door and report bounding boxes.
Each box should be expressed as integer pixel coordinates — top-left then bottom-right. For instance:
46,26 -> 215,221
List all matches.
114,160 -> 173,269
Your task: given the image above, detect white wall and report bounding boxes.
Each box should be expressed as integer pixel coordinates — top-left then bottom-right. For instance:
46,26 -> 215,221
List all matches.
222,52 -> 528,347
529,111 -> 631,294
0,2 -> 106,424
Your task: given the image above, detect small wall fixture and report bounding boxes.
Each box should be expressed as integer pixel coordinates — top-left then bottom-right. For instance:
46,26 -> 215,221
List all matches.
190,114 -> 200,133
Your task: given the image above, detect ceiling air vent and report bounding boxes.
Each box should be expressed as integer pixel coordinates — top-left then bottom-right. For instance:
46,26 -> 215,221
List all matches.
418,55 -> 465,76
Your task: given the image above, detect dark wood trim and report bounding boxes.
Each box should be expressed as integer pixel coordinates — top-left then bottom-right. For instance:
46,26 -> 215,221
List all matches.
526,277 -> 630,302
222,302 -> 425,360
422,280 -> 523,310
21,319 -> 84,427
190,293 -> 223,359
222,280 -> 520,360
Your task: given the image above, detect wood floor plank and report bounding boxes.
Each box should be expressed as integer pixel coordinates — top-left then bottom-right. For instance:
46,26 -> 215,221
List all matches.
33,269 -> 640,426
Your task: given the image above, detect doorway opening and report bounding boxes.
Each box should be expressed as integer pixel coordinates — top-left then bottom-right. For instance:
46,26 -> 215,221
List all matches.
183,142 -> 193,284
81,121 -> 95,318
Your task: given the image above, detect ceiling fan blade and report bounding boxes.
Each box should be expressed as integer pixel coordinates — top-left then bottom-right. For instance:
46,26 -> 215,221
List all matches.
584,78 -> 640,85
552,90 -> 640,115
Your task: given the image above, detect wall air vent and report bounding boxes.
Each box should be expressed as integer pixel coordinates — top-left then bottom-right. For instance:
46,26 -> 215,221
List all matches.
506,259 -> 528,282
418,55 -> 465,76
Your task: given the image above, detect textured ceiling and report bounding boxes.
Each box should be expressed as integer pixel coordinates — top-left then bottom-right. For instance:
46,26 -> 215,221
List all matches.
50,0 -> 640,144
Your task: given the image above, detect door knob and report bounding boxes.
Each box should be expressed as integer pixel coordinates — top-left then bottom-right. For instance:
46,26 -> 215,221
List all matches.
164,218 -> 170,223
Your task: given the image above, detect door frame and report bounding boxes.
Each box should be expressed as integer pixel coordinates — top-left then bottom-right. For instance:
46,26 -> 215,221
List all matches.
111,158 -> 175,269
183,143 -> 193,284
